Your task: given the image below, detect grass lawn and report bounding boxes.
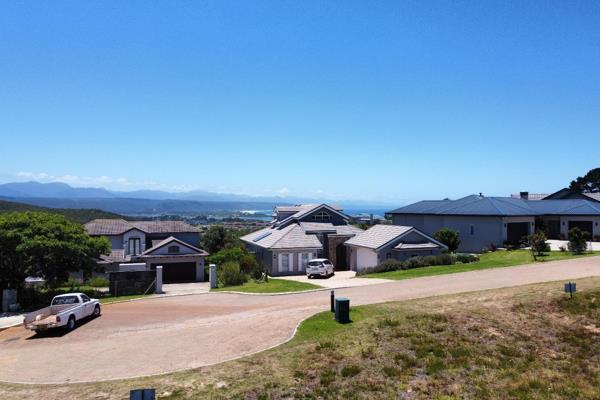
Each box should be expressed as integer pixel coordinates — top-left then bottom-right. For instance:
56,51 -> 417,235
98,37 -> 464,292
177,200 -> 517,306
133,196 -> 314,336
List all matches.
363,249 -> 600,280
212,278 -> 322,293
6,277 -> 600,399
99,294 -> 151,304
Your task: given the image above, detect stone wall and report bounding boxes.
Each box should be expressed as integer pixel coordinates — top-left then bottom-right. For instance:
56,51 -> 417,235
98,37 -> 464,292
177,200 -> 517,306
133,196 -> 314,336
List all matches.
327,235 -> 352,269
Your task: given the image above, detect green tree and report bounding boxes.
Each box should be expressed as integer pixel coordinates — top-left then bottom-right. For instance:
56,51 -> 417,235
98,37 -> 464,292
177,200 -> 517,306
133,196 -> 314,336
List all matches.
0,212 -> 110,288
433,228 -> 461,253
569,168 -> 600,192
527,231 -> 550,261
201,225 -> 238,254
207,247 -> 246,265
567,227 -> 589,254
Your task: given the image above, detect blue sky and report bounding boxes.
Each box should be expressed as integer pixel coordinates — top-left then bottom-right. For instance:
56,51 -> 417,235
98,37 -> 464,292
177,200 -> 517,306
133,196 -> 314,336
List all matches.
0,1 -> 598,204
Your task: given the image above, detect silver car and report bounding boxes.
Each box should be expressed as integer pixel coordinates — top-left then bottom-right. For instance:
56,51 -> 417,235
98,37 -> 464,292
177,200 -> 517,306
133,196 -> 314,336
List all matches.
306,258 -> 335,279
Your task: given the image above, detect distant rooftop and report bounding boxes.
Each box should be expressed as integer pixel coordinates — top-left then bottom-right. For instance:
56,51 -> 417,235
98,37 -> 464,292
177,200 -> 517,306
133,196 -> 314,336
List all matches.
85,219 -> 200,236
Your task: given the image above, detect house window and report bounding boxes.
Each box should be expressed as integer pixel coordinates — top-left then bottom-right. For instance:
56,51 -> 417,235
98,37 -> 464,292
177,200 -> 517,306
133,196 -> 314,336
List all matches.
312,211 -> 332,222
128,238 -> 141,256
168,245 -> 180,254
386,253 -> 392,259
470,225 -> 475,236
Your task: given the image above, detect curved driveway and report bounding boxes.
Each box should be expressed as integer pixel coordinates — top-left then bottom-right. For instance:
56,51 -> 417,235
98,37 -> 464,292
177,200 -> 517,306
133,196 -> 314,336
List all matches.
1,256 -> 599,384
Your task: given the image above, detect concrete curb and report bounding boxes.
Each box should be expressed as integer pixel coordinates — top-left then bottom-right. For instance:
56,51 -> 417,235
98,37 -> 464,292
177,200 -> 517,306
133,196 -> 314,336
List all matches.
0,321 -> 23,332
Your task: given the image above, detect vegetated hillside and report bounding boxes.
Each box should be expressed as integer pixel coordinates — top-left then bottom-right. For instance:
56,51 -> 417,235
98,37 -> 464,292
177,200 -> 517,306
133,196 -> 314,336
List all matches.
0,199 -> 127,224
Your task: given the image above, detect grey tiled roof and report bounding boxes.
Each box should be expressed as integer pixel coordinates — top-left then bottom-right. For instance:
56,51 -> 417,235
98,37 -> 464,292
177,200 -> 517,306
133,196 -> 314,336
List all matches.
585,193 -> 600,202
344,225 -> 414,250
333,225 -> 364,236
85,219 -> 200,235
299,222 -> 336,233
241,225 -> 323,250
388,195 -> 600,216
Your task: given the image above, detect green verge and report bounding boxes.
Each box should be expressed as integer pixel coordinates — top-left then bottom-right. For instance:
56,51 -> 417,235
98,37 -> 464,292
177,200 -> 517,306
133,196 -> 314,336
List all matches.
212,278 -> 322,293
362,249 -> 600,280
99,294 -> 151,304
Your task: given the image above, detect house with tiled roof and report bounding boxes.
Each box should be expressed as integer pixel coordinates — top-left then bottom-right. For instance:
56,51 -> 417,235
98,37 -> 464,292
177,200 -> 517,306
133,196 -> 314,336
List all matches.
240,204 -> 362,276
344,225 -> 446,271
388,194 -> 600,252
85,219 -> 208,283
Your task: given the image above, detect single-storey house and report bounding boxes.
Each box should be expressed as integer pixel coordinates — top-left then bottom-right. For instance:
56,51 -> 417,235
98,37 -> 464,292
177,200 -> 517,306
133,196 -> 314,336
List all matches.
240,204 -> 362,276
344,224 -> 446,271
387,194 -> 600,252
85,219 -> 209,283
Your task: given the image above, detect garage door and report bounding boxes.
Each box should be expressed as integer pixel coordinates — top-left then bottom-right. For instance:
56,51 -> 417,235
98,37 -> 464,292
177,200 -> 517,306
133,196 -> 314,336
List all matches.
506,222 -> 530,245
151,262 -> 196,283
568,221 -> 593,238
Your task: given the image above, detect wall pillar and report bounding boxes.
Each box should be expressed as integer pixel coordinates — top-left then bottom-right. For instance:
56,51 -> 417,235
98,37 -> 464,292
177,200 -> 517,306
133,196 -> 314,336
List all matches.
155,266 -> 163,294
209,264 -> 217,289
195,259 -> 204,282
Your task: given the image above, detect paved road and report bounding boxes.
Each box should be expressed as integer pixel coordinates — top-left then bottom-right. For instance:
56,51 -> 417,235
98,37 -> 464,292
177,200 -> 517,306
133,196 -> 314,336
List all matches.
1,256 -> 599,384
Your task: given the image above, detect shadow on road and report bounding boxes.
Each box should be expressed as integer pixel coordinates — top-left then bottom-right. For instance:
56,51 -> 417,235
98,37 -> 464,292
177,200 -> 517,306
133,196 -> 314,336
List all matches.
26,316 -> 98,340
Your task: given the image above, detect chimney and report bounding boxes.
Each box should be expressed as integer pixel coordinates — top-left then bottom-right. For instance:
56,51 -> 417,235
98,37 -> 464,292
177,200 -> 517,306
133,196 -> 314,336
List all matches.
369,213 -> 373,224
520,191 -> 529,200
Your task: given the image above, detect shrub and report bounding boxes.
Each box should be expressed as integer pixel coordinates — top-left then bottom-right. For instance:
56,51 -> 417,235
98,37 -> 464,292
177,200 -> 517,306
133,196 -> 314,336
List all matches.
86,276 -> 109,288
568,227 -> 589,254
454,253 -> 479,264
405,256 -> 427,269
527,231 -> 550,261
433,228 -> 461,253
239,254 -> 262,279
217,261 -> 248,287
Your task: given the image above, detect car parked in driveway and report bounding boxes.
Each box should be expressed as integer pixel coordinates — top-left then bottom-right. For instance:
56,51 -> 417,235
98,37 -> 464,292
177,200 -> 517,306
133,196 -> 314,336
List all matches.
306,258 -> 335,279
23,293 -> 101,332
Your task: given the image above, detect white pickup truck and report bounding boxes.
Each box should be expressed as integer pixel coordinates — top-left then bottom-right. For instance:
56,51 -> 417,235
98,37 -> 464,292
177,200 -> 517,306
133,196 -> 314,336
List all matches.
23,293 -> 101,332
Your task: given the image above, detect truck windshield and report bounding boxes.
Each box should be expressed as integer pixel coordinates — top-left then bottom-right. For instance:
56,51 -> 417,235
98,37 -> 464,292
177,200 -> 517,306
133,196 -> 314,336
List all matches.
52,296 -> 79,305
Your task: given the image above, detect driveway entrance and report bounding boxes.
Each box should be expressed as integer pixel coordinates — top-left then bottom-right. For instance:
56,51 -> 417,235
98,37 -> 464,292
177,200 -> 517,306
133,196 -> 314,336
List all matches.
277,270 -> 392,288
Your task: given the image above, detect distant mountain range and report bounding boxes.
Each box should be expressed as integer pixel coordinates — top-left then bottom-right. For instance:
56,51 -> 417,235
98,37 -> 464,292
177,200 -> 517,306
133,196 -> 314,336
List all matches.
0,181 -> 394,216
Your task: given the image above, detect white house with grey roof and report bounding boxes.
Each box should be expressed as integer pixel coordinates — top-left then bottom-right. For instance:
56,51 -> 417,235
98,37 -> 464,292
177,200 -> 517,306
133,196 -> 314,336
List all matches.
344,225 -> 446,271
240,204 -> 362,276
85,219 -> 209,283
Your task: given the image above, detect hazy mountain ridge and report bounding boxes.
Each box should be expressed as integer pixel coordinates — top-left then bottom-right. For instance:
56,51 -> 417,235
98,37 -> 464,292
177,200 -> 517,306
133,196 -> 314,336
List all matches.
0,181 -> 395,210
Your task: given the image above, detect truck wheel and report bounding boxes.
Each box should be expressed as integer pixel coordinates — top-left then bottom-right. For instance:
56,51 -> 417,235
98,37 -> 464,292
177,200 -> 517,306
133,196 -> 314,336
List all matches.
67,315 -> 76,330
93,305 -> 101,317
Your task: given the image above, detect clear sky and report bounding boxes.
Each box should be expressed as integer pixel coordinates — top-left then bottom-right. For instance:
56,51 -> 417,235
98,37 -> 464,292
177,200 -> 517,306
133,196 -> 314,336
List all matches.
0,1 -> 598,204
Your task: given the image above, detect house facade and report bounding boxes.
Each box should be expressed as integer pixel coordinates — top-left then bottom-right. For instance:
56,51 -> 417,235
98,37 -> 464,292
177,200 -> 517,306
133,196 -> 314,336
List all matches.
387,195 -> 600,252
240,204 -> 362,276
344,225 -> 446,271
85,219 -> 208,283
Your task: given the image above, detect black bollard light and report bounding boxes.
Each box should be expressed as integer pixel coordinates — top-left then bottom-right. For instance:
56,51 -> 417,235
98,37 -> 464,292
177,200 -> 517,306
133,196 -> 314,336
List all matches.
330,290 -> 335,312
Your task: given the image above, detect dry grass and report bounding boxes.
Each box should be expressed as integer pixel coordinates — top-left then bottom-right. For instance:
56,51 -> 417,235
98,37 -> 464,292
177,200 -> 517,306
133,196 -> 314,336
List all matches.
2,278 -> 600,399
